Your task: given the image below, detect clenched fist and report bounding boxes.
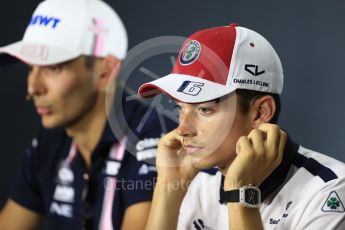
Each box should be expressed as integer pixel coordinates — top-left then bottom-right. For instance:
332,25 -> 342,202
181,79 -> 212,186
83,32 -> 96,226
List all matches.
224,123 -> 287,191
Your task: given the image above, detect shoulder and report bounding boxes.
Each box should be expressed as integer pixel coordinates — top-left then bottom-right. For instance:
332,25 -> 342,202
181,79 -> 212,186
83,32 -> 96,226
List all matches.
293,145 -> 345,185
24,127 -> 69,164
119,99 -> 177,161
269,146 -> 345,228
125,98 -> 178,137
111,96 -> 177,140
273,145 -> 345,212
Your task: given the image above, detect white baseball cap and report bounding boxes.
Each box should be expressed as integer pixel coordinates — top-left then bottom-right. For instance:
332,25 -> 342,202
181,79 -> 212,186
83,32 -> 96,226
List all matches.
0,0 -> 128,65
138,23 -> 283,103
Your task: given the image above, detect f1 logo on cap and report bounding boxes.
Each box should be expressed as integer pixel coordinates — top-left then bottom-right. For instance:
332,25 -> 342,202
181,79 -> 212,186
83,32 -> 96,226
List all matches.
177,81 -> 204,96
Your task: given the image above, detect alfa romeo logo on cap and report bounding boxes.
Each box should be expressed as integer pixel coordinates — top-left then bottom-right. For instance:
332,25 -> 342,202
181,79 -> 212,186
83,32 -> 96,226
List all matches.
179,40 -> 201,65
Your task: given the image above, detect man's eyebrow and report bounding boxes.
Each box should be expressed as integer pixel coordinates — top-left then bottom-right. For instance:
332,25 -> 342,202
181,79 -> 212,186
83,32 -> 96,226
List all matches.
172,98 -> 220,106
48,57 -> 80,67
200,98 -> 220,105
54,58 -> 75,66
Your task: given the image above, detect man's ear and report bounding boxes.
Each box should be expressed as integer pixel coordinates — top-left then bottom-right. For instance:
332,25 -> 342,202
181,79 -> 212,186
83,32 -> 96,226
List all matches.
97,55 -> 122,91
251,95 -> 276,128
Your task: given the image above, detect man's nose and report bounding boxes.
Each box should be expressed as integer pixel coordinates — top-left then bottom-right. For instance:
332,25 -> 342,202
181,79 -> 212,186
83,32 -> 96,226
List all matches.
176,112 -> 197,137
27,66 -> 46,97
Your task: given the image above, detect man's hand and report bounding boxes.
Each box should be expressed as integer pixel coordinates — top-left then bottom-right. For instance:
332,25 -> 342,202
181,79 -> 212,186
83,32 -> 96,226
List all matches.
156,129 -> 199,185
145,130 -> 200,230
224,124 -> 287,190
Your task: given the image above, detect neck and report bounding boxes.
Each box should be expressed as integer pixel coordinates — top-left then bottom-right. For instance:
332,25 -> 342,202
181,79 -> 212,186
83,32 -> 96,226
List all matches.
66,94 -> 107,168
219,165 -> 229,176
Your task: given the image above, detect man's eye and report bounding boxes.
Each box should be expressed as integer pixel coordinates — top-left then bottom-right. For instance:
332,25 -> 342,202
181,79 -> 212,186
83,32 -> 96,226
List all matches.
198,107 -> 214,114
49,65 -> 60,71
174,104 -> 183,113
46,64 -> 63,73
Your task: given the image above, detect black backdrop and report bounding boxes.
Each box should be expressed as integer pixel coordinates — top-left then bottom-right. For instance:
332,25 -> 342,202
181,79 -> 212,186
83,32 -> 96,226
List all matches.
0,0 -> 345,214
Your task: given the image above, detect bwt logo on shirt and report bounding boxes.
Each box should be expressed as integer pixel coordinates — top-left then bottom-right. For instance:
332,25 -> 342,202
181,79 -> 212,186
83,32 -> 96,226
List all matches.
29,15 -> 61,29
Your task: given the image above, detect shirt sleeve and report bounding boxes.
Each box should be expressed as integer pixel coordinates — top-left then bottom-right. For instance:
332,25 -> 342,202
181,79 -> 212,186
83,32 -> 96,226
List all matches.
10,136 -> 45,214
121,108 -> 177,209
120,153 -> 157,209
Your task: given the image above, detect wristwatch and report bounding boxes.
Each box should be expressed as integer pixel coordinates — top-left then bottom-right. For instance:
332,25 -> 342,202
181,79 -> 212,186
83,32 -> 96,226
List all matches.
223,184 -> 261,208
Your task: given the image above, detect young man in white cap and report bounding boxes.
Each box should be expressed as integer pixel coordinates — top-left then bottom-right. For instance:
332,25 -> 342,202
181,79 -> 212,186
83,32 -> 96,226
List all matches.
0,0 -> 176,229
138,23 -> 345,229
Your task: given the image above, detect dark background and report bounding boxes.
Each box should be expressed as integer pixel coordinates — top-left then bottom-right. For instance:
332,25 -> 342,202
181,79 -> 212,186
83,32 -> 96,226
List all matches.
0,0 -> 345,214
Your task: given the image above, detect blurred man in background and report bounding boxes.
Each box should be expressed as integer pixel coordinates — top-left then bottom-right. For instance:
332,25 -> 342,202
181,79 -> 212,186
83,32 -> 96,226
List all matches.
0,0 -> 175,229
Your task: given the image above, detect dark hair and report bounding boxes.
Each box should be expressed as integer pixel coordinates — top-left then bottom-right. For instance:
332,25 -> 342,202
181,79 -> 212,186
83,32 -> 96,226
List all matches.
83,55 -> 98,70
235,89 -> 281,124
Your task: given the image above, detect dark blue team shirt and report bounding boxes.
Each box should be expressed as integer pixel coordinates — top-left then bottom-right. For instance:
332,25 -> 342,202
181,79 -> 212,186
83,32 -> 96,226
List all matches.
10,97 -> 177,229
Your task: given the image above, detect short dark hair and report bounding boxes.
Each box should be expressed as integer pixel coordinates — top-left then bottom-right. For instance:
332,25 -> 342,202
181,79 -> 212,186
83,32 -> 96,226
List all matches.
83,55 -> 98,70
235,89 -> 281,124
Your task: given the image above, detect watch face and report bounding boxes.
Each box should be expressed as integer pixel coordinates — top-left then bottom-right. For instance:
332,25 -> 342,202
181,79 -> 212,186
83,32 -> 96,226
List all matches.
245,188 -> 259,205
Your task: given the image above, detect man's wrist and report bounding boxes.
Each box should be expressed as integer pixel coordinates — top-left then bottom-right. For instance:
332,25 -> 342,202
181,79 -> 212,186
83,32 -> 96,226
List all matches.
223,184 -> 261,208
224,178 -> 245,191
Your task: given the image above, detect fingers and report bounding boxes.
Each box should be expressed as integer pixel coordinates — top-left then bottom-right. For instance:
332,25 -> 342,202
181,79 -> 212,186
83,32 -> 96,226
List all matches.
257,124 -> 287,164
228,124 -> 287,188
160,129 -> 183,149
277,130 -> 287,163
243,124 -> 287,163
257,123 -> 280,150
236,135 -> 252,156
247,129 -> 265,157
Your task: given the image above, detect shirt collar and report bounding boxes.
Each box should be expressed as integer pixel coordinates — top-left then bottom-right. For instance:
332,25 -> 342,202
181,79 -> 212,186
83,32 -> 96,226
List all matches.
99,121 -> 117,144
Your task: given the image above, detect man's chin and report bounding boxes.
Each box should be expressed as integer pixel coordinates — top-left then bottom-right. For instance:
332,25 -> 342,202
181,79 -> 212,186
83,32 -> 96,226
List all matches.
190,155 -> 216,170
41,117 -> 63,129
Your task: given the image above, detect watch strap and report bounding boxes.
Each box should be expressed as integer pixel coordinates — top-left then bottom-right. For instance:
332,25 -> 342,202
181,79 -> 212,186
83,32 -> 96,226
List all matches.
223,189 -> 240,203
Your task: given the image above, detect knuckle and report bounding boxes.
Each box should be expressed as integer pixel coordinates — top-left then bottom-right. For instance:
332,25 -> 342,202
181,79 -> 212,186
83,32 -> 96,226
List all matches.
248,129 -> 261,141
280,130 -> 288,140
253,128 -> 262,136
270,124 -> 280,134
249,128 -> 259,136
238,135 -> 247,143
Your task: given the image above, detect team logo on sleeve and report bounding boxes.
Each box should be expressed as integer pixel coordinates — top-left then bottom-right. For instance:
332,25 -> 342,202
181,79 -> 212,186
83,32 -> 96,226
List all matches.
135,137 -> 160,161
179,40 -> 201,65
138,164 -> 157,175
321,191 -> 345,213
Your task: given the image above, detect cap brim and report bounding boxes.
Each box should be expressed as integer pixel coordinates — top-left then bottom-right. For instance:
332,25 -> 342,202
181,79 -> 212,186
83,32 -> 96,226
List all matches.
0,41 -> 80,66
138,74 -> 236,103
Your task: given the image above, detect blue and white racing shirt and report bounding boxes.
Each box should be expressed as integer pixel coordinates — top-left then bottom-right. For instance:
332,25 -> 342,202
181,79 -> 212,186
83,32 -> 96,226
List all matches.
178,137 -> 345,230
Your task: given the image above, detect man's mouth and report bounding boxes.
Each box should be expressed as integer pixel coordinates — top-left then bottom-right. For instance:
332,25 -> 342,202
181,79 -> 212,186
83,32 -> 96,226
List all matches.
35,106 -> 52,116
183,144 -> 204,154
